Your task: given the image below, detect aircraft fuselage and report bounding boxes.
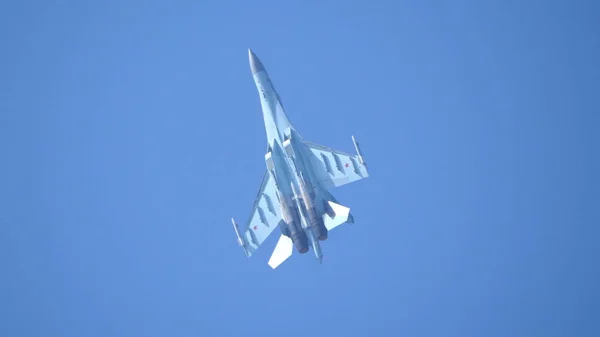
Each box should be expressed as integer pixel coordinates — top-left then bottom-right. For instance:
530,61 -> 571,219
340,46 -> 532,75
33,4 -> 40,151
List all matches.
249,49 -> 327,262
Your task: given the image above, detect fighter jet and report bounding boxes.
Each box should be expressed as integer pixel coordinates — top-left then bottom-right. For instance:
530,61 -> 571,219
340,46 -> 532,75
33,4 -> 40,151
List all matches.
231,49 -> 369,269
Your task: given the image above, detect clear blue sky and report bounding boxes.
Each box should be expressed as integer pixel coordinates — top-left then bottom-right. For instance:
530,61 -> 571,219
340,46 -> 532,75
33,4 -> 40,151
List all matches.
1,1 -> 599,336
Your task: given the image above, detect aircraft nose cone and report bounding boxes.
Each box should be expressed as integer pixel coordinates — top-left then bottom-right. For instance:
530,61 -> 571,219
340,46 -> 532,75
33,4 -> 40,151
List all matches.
248,48 -> 265,74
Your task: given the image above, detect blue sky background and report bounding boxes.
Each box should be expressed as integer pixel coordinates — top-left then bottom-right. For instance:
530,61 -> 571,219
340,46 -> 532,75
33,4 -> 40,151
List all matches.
2,1 -> 599,336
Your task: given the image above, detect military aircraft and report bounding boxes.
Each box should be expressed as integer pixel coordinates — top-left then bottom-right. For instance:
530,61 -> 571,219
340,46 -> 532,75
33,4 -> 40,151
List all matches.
231,49 -> 370,269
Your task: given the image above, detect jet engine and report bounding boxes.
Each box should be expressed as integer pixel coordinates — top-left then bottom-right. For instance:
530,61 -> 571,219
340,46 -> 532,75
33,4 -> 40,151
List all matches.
279,202 -> 309,253
305,206 -> 328,241
279,220 -> 308,253
291,229 -> 309,254
279,223 -> 291,237
296,176 -> 328,241
288,206 -> 309,253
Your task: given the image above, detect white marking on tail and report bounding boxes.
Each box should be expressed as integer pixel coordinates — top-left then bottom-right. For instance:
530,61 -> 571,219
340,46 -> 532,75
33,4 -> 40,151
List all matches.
323,201 -> 351,231
268,235 -> 294,269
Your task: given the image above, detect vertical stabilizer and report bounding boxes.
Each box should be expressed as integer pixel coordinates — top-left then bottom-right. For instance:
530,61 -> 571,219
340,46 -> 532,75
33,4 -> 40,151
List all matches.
323,201 -> 352,231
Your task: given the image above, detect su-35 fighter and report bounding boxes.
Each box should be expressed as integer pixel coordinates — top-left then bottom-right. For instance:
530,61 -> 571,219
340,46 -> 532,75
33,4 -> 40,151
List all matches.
231,49 -> 370,269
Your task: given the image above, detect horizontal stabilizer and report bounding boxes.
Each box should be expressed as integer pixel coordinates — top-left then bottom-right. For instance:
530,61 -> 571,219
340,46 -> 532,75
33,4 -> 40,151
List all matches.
268,235 -> 294,269
323,201 -> 352,231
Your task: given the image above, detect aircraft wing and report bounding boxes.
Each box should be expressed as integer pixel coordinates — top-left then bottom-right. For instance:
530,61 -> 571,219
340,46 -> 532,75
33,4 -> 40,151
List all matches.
240,171 -> 283,257
304,141 -> 369,189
